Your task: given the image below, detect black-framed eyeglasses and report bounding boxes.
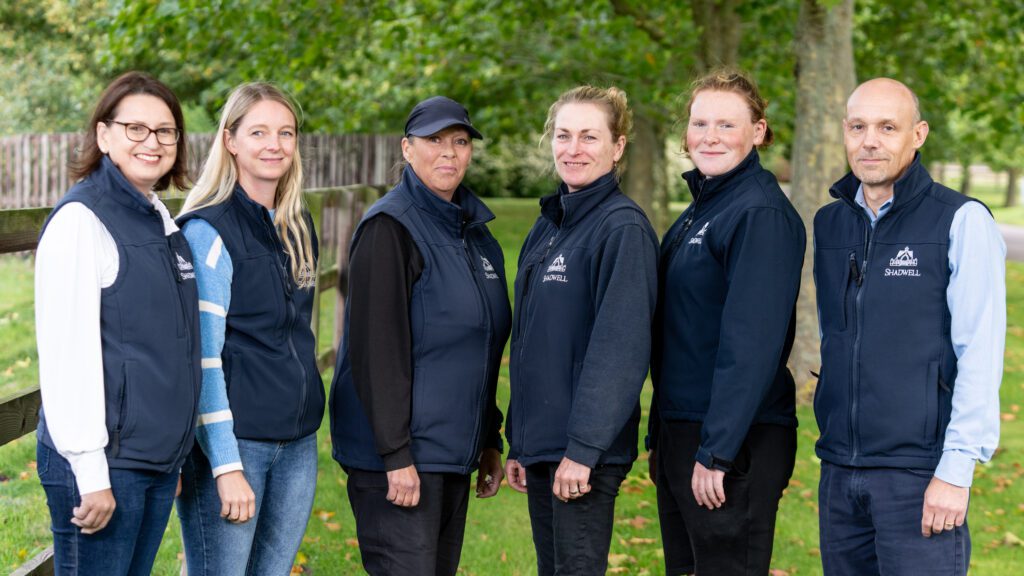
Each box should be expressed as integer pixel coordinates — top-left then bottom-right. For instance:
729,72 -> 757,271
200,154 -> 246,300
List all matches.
107,120 -> 181,146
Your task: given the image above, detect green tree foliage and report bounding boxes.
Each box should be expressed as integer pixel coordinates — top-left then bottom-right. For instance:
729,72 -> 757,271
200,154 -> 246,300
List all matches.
0,0 -> 106,134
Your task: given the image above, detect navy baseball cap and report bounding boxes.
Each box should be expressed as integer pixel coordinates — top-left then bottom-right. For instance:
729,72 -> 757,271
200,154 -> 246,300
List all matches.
404,96 -> 483,140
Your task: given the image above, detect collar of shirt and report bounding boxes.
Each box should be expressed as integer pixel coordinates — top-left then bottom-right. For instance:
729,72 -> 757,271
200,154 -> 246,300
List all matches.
855,184 -> 893,228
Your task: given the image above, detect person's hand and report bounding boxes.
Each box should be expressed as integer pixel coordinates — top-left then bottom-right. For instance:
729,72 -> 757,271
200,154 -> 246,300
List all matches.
505,458 -> 528,494
691,461 -> 726,510
921,475 -> 969,537
72,488 -> 116,534
176,474 -> 183,498
476,448 -> 504,498
216,470 -> 256,523
553,457 -> 591,502
386,465 -> 421,507
649,450 -> 657,486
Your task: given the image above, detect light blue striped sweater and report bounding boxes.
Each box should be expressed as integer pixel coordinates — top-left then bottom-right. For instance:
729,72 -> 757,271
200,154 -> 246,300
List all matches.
182,218 -> 241,477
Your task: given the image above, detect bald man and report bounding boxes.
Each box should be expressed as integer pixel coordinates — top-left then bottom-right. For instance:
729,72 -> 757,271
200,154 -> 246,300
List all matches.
811,78 -> 1005,575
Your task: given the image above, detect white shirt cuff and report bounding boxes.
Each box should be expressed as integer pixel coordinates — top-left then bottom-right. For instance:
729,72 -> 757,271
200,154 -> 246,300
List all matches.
211,462 -> 244,478
935,450 -> 977,488
64,449 -> 111,495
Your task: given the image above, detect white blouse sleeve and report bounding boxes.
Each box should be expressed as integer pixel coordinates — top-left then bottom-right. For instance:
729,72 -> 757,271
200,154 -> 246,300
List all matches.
35,202 -> 118,495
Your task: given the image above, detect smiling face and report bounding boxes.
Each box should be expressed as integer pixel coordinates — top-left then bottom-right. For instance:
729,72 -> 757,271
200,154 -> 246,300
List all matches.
843,79 -> 929,196
402,126 -> 472,201
551,102 -> 626,192
225,99 -> 297,196
686,90 -> 766,177
96,94 -> 178,195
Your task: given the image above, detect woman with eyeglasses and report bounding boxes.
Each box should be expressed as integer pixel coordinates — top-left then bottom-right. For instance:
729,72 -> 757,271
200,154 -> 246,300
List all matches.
34,71 -> 200,574
175,82 -> 324,575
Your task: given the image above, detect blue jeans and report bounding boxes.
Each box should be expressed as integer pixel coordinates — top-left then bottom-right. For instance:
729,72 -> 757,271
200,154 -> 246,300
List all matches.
819,462 -> 970,576
525,461 -> 630,576
37,441 -> 178,576
177,433 -> 318,576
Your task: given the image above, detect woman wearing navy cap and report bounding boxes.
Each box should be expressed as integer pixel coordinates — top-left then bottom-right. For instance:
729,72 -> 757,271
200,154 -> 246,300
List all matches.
329,96 -> 511,575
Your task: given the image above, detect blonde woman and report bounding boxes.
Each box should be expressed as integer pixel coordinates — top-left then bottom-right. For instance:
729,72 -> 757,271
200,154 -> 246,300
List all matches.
175,83 -> 323,575
504,86 -> 659,575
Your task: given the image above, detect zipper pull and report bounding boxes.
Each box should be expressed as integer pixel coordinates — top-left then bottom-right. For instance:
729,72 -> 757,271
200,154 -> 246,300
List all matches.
849,252 -> 863,286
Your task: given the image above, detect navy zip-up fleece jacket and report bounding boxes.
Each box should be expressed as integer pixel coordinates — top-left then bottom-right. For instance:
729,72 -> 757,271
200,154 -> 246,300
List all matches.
507,171 -> 658,468
651,150 -> 804,471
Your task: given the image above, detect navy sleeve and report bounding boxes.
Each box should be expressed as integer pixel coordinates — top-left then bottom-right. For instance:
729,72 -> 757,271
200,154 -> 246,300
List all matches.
697,207 -> 805,470
564,219 -> 659,467
348,214 -> 424,471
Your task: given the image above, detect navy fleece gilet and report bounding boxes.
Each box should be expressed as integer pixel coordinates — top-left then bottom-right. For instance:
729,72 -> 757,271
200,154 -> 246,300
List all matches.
38,156 -> 201,473
330,166 -> 512,474
178,186 -> 324,442
814,155 -> 974,469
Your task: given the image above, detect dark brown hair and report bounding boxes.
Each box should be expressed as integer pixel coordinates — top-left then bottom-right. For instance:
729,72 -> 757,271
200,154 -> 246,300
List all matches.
682,69 -> 774,152
71,71 -> 189,191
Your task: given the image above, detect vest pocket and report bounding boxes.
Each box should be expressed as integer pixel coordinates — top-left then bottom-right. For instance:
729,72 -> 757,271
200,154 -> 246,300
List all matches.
925,361 -> 939,445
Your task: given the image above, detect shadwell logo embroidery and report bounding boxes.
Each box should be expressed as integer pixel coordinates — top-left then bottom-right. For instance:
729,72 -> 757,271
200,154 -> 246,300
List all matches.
688,222 -> 709,245
543,253 -> 568,283
885,246 -> 921,277
481,256 -> 498,280
176,253 -> 196,280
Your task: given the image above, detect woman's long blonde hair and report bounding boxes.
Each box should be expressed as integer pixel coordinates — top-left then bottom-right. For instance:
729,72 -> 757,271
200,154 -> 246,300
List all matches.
181,82 -> 315,288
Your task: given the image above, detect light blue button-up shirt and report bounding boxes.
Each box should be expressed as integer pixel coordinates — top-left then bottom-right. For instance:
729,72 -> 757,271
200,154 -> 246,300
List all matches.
856,185 -> 1005,487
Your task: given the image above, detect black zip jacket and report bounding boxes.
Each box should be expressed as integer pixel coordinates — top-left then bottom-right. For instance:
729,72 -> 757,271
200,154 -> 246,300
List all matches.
651,150 -> 804,471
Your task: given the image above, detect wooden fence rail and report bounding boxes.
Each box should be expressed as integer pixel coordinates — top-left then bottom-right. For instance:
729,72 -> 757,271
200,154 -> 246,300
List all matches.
0,184 -> 384,576
0,133 -> 401,209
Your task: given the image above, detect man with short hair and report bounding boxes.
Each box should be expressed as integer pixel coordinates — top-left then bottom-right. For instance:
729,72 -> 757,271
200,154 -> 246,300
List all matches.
812,77 -> 1005,575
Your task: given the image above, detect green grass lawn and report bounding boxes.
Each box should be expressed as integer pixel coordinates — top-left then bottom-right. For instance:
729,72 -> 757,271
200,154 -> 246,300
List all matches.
3,197 -> 1024,574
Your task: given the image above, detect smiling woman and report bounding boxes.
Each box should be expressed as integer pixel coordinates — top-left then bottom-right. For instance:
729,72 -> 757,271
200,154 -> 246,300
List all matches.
34,71 -> 200,574
505,85 -> 659,576
651,70 -> 804,575
175,82 -> 324,576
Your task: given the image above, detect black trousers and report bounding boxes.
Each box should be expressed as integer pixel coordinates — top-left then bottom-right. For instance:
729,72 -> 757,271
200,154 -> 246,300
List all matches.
525,461 -> 630,576
656,422 -> 796,575
346,469 -> 470,576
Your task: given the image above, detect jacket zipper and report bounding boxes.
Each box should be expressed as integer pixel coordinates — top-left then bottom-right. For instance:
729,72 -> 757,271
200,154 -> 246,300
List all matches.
849,211 -> 883,461
461,226 -> 493,469
165,231 -> 199,469
263,212 -> 309,440
515,227 -> 560,453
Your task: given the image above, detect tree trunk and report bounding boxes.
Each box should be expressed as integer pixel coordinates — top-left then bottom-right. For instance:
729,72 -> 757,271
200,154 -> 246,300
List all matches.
691,0 -> 742,71
960,160 -> 972,196
788,0 -> 856,403
624,109 -> 669,233
1007,167 -> 1021,208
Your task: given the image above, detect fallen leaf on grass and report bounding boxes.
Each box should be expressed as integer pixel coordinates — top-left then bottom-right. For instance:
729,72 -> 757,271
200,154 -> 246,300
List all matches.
19,471 -> 30,480
769,569 -> 790,576
1001,413 -> 1016,421
345,538 -> 359,547
1003,532 -> 1023,547
617,515 -> 651,529
608,553 -> 634,567
500,550 -> 507,562
324,522 -> 341,531
625,537 -> 657,546
316,510 -> 335,521
808,547 -> 821,557
636,500 -> 651,509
